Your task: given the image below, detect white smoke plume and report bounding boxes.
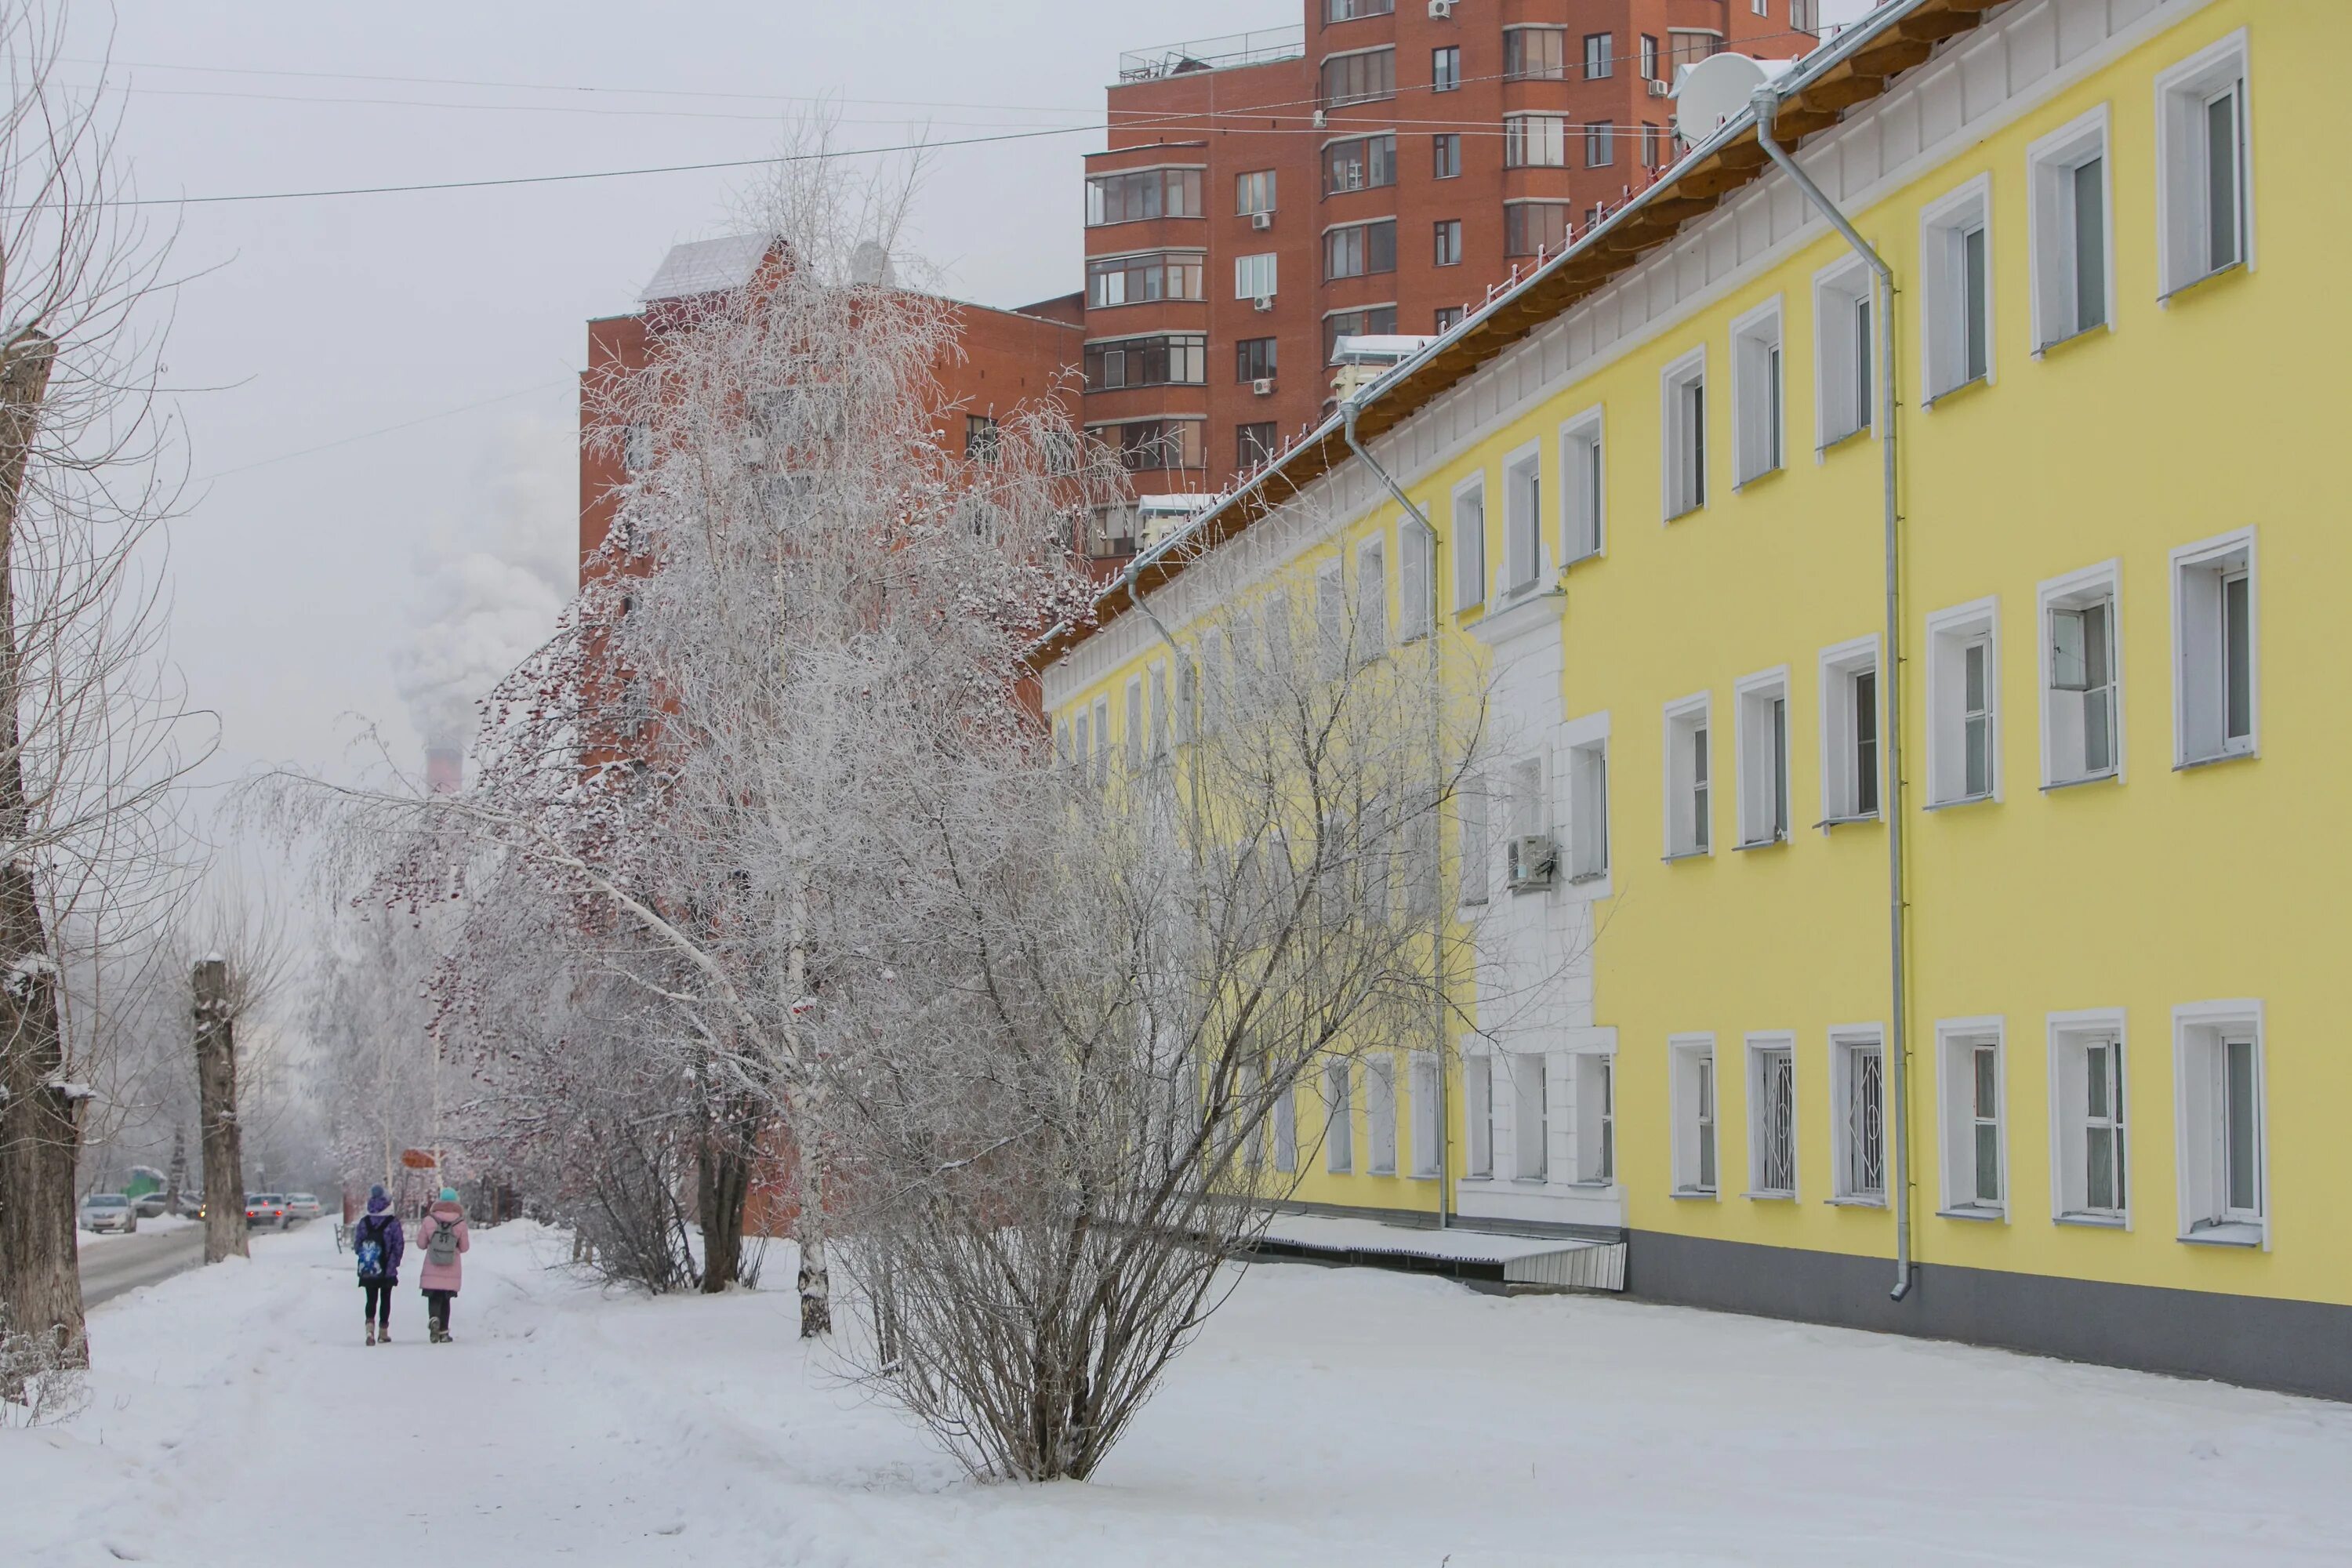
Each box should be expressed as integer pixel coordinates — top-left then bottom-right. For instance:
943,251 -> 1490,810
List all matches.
393,412 -> 575,759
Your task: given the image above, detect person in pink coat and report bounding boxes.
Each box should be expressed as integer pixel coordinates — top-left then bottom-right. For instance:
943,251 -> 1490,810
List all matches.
415,1188 -> 470,1344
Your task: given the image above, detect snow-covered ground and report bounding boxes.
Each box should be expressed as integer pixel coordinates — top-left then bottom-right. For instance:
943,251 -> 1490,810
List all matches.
13,1220 -> 2352,1565
73,1214 -> 198,1250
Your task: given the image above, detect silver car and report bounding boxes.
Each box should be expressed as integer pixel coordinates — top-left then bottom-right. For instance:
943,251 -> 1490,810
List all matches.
284,1192 -> 323,1223
78,1193 -> 138,1234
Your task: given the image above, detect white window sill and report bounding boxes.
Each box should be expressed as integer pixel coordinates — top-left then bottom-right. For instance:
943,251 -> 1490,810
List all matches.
2179,1221 -> 2263,1249
2174,746 -> 2256,773
1813,813 -> 1880,830
1408,1171 -> 1439,1182
1937,1204 -> 2006,1223
2031,321 -> 2111,361
1743,1189 -> 1797,1203
1557,550 -> 1602,578
1923,372 -> 1991,410
1566,869 -> 1610,886
1732,463 -> 1786,493
1668,1186 -> 1719,1201
1661,848 -> 1712,862
1733,834 -> 1789,852
1509,1176 -> 1551,1188
1367,1167 -> 1399,1178
2158,259 -> 2245,308
1664,504 -> 1704,524
1565,1178 -> 1616,1192
1922,792 -> 1997,813
2055,1211 -> 2128,1230
1815,424 -> 1873,459
2041,770 -> 2118,793
1826,1195 -> 1887,1209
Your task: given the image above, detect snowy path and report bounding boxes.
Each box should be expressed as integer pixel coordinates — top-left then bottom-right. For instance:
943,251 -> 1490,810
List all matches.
13,1221 -> 2352,1565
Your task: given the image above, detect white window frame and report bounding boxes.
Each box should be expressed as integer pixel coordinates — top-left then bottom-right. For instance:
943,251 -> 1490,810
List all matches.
1123,676 -> 1145,774
1924,598 -> 2000,807
2154,29 -> 2253,301
1465,1049 -> 1495,1178
2027,106 -> 2115,353
1817,636 -> 1881,826
1668,1035 -> 1719,1197
1500,440 -> 1543,597
1408,1051 -> 1441,1178
1147,660 -> 1171,764
1090,695 -> 1109,785
1828,1025 -> 1888,1205
1661,346 -> 1708,521
1558,405 -> 1605,566
1355,533 -> 1389,662
2172,999 -> 2266,1248
1234,251 -> 1278,300
1450,471 -> 1486,613
1323,1059 -> 1355,1174
1364,1054 -> 1399,1176
1273,1078 -> 1298,1172
1561,710 -> 1611,894
1746,1032 -> 1798,1200
1396,510 -> 1437,641
1661,691 -> 1712,860
1314,561 -> 1346,677
2169,528 -> 2257,768
1504,113 -> 1568,170
1733,666 -> 1792,850
1729,297 -> 1784,488
2038,561 -> 2125,789
2048,1008 -> 2131,1228
1812,255 -> 1876,455
1935,1018 -> 2008,1220
1572,1045 -> 1617,1186
1918,174 -> 1994,405
1510,1051 -> 1550,1182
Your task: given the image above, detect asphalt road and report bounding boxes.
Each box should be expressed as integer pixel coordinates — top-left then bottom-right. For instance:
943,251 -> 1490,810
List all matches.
79,1223 -> 209,1308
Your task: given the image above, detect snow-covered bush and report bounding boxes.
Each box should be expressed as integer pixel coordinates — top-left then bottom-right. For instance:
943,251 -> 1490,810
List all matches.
0,1304 -> 89,1428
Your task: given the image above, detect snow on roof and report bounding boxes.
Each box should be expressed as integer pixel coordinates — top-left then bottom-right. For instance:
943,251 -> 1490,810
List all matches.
639,234 -> 773,303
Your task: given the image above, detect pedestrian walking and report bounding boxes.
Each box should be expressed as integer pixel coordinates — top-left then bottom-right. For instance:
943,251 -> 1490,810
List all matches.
416,1187 -> 470,1344
353,1185 -> 405,1346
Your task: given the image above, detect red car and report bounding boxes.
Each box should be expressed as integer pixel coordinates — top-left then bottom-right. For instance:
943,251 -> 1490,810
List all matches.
243,1192 -> 289,1229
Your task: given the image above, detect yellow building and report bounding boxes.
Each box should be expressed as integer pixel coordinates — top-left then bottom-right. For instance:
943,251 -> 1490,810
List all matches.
1036,0 -> 2347,1397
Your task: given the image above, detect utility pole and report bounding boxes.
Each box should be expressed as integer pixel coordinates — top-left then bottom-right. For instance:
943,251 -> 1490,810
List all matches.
192,957 -> 248,1264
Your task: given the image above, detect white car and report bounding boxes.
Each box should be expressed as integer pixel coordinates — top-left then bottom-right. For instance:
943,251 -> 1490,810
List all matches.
78,1193 -> 138,1234
284,1192 -> 323,1223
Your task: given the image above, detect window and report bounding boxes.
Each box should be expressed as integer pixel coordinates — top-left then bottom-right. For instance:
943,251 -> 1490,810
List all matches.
1920,178 -> 1992,401
1793,0 -> 1819,27
1504,203 -> 1570,258
1814,258 -> 1875,448
1512,1054 -> 1548,1181
1581,31 -> 1611,80
1831,1031 -> 1887,1203
1235,169 -> 1276,216
1748,1036 -> 1797,1197
1236,336 -> 1278,383
1325,0 -> 1392,19
1321,48 -> 1396,108
1734,670 -> 1791,848
1450,474 -> 1484,612
1409,1054 -> 1440,1178
2039,564 -> 2121,786
1664,695 -> 1711,858
1504,27 -> 1566,82
1237,421 -> 1279,470
1234,251 -> 1278,300
1091,696 -> 1109,783
1465,1054 -> 1494,1176
1086,167 -> 1203,226
1087,250 -> 1205,308
1565,729 -> 1608,882
1433,219 -> 1462,267
1505,114 -> 1567,170
2049,1015 -> 2129,1222
1355,534 -> 1388,659
1274,1081 -> 1298,1172
1671,1038 -> 1718,1195
1820,638 -> 1881,822
1323,1062 -> 1354,1172
1583,122 -> 1617,169
1559,410 -> 1603,565
1365,1056 -> 1398,1175
1575,1053 -> 1614,1183
1431,45 -> 1460,93
1122,676 -> 1144,775
1083,333 -> 1207,390
1432,133 -> 1461,180
1324,220 -> 1397,281
1322,133 -> 1396,195
964,414 -> 999,463
1149,662 -> 1171,764
1501,445 -> 1541,595
1093,418 -> 1205,473
1937,1024 -> 2005,1215
2028,110 -> 2111,349
1315,562 -> 1347,678
1457,775 -> 1488,906
1669,31 -> 1722,71
1434,306 -> 1465,333
2155,33 -> 2251,296
1642,123 -> 1665,169
1661,348 -> 1707,519
2172,531 -> 2256,765
1926,600 -> 1999,805
1323,306 -> 1396,365
1396,508 -> 1437,642
1639,34 -> 1660,80
2174,1002 -> 2263,1243
1730,301 -> 1783,485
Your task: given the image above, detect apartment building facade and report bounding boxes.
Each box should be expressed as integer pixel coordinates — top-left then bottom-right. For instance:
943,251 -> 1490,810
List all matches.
1039,0 -> 2352,1399
1079,0 -> 1820,560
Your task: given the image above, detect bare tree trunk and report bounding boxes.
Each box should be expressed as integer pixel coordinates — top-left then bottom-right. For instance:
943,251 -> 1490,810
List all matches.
0,327 -> 82,1367
191,958 -> 246,1265
694,1088 -> 758,1293
785,876 -> 829,1336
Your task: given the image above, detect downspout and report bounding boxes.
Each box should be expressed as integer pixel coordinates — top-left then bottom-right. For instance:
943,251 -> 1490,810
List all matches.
1342,396 -> 1450,1232
1754,87 -> 1914,1301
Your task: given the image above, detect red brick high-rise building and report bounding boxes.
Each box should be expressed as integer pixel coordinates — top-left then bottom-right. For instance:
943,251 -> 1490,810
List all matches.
1080,0 -> 1818,561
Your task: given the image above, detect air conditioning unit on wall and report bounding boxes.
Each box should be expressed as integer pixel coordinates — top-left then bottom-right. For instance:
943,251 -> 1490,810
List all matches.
1250,210 -> 1272,230
1429,0 -> 1455,18
1646,78 -> 1671,98
1505,834 -> 1556,891
1252,295 -> 1275,312
1252,377 -> 1275,396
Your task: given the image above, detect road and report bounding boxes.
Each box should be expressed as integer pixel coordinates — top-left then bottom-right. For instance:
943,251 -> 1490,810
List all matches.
79,1223 -> 209,1308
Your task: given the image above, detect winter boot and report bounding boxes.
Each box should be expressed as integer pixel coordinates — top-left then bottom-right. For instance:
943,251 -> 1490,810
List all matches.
365,1324 -> 376,1347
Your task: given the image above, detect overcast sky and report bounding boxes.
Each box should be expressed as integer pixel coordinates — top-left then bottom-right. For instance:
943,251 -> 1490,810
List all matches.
83,0 -> 1875,800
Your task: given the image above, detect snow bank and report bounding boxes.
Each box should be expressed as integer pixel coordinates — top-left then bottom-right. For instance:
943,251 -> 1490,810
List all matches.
11,1219 -> 2352,1565
73,1213 -> 198,1251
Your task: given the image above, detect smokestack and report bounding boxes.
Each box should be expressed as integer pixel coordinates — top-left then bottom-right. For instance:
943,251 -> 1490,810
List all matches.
426,745 -> 463,796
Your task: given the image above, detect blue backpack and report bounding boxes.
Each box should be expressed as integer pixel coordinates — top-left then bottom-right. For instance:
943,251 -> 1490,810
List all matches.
354,1215 -> 390,1282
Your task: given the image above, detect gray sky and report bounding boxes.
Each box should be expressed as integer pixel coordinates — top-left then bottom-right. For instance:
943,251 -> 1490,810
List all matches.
89,0 -> 1875,796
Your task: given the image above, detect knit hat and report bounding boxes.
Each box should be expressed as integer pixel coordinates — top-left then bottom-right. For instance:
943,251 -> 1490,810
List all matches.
438,1187 -> 459,1203
366,1184 -> 390,1214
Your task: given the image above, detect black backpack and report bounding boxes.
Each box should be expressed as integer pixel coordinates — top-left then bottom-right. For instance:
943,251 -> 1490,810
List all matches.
354,1214 -> 392,1282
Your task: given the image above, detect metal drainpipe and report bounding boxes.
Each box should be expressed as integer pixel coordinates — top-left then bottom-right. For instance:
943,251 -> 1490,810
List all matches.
1342,397 -> 1450,1232
1754,87 -> 1913,1301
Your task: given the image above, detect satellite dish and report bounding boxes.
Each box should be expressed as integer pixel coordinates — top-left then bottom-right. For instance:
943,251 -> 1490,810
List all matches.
1672,53 -> 1798,147
849,239 -> 896,288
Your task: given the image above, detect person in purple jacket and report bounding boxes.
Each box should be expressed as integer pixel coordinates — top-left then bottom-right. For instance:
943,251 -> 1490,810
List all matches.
352,1185 -> 405,1346
416,1188 -> 470,1344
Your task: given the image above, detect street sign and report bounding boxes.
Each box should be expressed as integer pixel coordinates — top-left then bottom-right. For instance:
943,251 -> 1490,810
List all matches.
400,1148 -> 438,1171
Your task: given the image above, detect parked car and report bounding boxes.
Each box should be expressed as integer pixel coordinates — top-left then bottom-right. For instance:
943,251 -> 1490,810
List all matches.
243,1192 -> 289,1230
131,1191 -> 168,1218
79,1193 -> 138,1234
175,1191 -> 205,1219
283,1192 -> 322,1223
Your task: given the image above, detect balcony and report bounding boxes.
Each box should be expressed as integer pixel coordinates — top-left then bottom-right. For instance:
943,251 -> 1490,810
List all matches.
1117,26 -> 1305,84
